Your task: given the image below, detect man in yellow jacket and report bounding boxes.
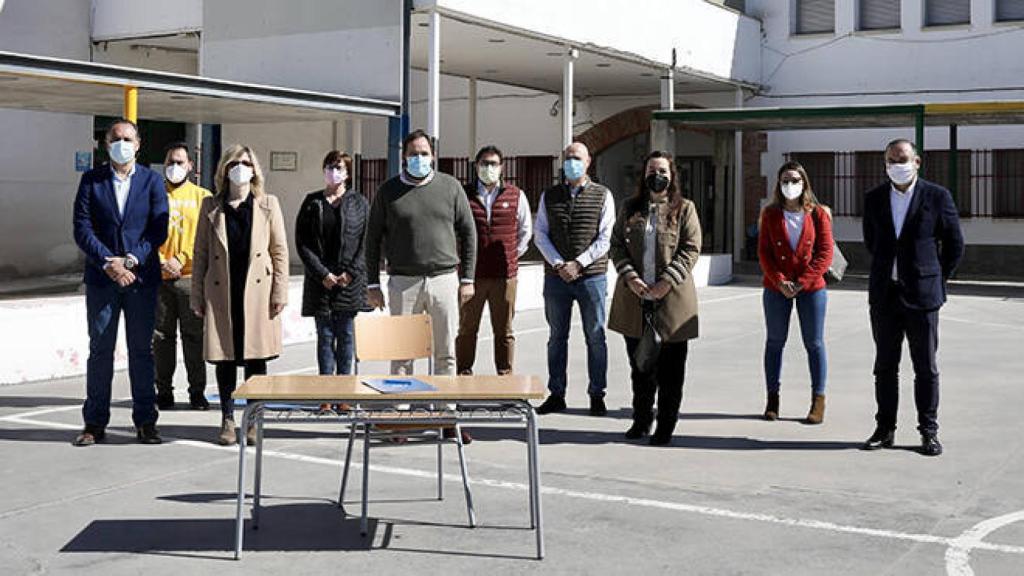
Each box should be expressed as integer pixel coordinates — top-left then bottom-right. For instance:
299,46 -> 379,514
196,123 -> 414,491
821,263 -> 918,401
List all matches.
154,142 -> 212,410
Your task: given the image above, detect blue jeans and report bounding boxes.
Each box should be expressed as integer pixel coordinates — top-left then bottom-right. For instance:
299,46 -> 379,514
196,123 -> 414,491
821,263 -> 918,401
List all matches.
315,311 -> 356,375
83,281 -> 159,429
543,274 -> 608,398
763,288 -> 828,395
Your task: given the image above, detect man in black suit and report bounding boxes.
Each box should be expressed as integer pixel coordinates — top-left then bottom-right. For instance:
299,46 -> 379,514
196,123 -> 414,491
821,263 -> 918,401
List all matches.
861,139 -> 964,456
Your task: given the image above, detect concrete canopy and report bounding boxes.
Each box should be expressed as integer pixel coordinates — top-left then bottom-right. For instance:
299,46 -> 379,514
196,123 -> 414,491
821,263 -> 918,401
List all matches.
0,51 -> 400,124
409,0 -> 760,97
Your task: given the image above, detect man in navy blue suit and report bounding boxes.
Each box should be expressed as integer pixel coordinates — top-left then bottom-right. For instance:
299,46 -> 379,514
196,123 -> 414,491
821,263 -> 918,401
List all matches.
861,139 -> 964,457
72,118 -> 169,446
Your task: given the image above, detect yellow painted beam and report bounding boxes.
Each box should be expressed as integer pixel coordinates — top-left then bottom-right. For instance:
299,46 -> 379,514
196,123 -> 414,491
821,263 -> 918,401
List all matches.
925,101 -> 1024,116
123,85 -> 137,122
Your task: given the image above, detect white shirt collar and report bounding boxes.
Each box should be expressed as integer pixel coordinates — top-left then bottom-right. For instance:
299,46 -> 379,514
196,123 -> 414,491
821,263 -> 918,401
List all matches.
111,163 -> 136,181
889,177 -> 917,198
476,180 -> 501,196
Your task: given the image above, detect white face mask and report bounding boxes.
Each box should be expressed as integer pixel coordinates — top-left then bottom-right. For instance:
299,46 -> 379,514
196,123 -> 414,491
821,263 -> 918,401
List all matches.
477,164 -> 501,186
886,161 -> 917,186
781,182 -> 804,200
109,140 -> 136,165
324,167 -> 347,187
165,163 -> 188,185
228,163 -> 254,186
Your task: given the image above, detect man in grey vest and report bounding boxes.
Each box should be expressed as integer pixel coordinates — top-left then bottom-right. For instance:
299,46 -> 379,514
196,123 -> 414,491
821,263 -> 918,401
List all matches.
534,142 -> 615,416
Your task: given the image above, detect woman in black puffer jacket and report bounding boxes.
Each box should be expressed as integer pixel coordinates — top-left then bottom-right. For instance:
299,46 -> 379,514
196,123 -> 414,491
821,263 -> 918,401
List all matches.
296,150 -> 369,375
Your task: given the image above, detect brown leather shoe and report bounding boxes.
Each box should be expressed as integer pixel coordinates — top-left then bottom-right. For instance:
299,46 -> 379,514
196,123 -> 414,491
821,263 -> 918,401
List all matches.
443,427 -> 473,445
72,428 -> 105,447
217,418 -> 237,446
764,392 -> 780,421
805,394 -> 826,425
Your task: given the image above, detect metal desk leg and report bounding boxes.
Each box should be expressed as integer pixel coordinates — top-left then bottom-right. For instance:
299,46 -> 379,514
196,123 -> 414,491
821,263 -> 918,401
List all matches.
526,408 -> 536,530
455,424 -> 477,528
526,404 -> 544,559
253,407 -> 264,530
436,427 -> 444,501
360,426 -> 371,536
234,402 -> 257,560
338,422 -> 358,513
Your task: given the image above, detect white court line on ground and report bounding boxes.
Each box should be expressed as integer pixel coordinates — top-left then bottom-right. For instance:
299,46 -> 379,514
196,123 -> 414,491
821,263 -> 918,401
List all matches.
945,509 -> 1024,576
3,412 -> 1023,565
943,316 -> 1024,331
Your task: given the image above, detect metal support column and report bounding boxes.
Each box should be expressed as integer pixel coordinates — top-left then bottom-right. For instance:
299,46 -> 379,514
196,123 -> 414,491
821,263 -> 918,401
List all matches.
949,123 -> 959,206
123,85 -> 137,122
733,87 -> 744,263
427,9 -> 441,152
561,47 -> 578,151
468,77 -> 478,158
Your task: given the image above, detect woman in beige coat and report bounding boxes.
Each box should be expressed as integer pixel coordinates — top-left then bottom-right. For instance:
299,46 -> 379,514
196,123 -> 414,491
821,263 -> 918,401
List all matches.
191,145 -> 289,445
608,150 -> 701,446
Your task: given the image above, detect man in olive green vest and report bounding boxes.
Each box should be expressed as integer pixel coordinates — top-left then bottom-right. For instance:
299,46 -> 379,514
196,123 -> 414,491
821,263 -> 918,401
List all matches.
534,142 -> 615,416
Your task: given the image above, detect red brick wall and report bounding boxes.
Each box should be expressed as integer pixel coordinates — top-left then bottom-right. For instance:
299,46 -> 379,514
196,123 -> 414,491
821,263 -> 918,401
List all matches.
743,131 -> 767,233
576,105 -> 659,156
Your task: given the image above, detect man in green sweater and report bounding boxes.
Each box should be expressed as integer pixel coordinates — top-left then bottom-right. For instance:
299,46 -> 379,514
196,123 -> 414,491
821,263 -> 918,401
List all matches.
366,129 -> 477,376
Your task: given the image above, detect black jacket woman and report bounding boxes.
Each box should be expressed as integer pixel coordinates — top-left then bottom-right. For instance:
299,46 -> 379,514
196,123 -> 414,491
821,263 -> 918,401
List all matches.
295,150 -> 369,376
608,150 -> 702,445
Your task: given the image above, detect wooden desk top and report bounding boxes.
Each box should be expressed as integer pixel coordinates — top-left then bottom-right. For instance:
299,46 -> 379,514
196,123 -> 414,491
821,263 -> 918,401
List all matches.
234,374 -> 545,402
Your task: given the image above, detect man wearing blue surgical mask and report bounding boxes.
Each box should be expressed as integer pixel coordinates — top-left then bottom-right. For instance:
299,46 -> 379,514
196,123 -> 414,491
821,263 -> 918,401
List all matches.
861,139 -> 964,457
365,130 -> 477,390
71,118 -> 170,446
533,141 -> 616,416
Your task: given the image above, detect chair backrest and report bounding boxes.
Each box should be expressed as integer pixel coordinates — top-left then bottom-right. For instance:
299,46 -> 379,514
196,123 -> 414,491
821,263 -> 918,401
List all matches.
354,313 -> 433,366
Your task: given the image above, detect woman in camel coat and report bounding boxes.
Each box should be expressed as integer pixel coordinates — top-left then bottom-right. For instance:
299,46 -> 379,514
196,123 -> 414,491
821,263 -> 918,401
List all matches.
191,144 -> 289,445
608,150 -> 701,446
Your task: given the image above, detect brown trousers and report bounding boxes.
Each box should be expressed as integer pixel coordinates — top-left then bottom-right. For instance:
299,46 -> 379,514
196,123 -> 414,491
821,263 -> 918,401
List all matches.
455,277 -> 517,374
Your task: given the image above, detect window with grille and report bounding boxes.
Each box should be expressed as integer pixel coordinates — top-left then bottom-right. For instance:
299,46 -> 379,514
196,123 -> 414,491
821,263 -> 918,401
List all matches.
925,0 -> 970,26
795,0 -> 835,34
786,152 -> 836,206
921,150 -> 973,216
859,0 -> 901,30
993,149 -> 1024,217
996,0 -> 1024,22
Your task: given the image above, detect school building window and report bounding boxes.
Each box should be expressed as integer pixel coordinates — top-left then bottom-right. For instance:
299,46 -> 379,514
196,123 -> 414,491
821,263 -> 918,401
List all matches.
925,0 -> 971,27
859,0 -> 901,31
795,0 -> 835,35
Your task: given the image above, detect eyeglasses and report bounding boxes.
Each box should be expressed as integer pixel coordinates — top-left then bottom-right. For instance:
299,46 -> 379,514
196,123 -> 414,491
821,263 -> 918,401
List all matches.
227,160 -> 254,168
478,160 -> 500,167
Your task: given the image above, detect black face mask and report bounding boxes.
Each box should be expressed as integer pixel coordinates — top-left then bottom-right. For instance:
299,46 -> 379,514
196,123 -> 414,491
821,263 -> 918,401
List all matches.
645,173 -> 670,193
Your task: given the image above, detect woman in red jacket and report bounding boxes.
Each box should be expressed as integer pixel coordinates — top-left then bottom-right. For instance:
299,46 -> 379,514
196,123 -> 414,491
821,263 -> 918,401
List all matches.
758,161 -> 833,424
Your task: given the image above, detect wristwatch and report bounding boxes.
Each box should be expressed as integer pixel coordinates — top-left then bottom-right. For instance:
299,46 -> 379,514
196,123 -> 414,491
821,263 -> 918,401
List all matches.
123,256 -> 136,270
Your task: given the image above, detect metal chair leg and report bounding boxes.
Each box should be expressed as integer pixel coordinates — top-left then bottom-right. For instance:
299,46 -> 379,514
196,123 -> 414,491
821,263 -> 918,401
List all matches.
338,423 -> 358,512
454,424 -> 476,528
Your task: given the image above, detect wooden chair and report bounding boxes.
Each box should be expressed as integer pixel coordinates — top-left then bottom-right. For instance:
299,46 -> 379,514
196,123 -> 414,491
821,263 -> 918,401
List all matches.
338,313 -> 475,534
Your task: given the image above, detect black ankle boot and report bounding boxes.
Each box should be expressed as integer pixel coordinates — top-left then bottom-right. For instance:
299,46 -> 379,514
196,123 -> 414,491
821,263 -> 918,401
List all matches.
764,392 -> 780,421
624,420 -> 652,440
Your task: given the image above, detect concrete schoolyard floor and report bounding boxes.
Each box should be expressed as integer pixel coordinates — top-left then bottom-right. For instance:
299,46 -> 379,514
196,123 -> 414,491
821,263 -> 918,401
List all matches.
0,278 -> 1022,575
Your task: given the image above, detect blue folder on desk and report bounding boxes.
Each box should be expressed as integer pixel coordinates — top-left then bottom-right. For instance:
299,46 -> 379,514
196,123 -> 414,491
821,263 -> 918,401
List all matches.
361,377 -> 437,393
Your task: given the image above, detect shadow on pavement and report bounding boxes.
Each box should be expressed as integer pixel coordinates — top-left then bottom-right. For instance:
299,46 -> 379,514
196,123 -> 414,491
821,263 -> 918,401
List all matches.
60,503 -> 376,558
0,423 -> 346,444
468,426 -> 863,450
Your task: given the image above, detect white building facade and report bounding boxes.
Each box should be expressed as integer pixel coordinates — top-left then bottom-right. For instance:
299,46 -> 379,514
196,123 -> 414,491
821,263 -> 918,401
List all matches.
743,0 -> 1024,277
